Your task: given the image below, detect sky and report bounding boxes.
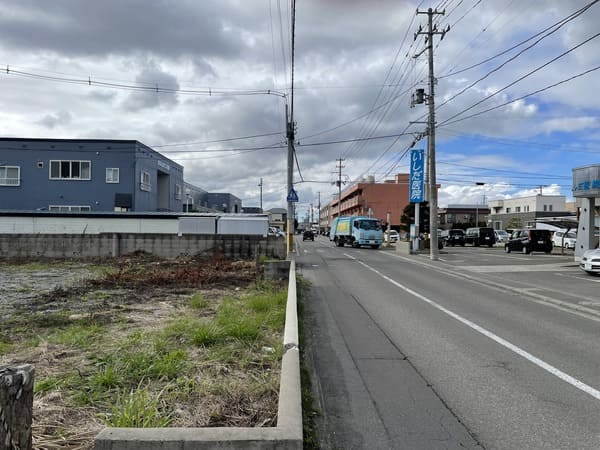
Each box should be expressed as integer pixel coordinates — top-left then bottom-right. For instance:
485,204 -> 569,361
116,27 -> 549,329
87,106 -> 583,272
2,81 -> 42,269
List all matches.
0,0 -> 599,221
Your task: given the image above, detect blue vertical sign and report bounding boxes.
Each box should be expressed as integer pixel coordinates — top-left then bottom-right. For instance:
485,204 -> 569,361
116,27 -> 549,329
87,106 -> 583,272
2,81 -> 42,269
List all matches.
409,149 -> 425,203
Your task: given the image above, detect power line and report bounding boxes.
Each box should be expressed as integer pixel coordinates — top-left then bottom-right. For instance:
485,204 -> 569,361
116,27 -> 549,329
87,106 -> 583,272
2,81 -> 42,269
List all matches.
439,0 -> 599,79
438,31 -> 600,126
151,131 -> 284,148
436,4 -> 590,112
439,64 -> 600,127
2,66 -> 287,98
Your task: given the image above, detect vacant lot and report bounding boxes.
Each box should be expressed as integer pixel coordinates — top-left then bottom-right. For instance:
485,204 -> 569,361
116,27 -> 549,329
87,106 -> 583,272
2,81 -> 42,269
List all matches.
0,253 -> 286,450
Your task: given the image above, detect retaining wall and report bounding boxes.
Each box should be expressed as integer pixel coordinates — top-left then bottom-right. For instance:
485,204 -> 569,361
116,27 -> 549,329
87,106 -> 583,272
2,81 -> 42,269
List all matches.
0,234 -> 286,260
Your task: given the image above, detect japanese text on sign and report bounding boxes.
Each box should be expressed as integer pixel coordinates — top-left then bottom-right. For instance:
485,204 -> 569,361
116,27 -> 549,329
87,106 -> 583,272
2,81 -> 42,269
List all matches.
409,149 -> 424,203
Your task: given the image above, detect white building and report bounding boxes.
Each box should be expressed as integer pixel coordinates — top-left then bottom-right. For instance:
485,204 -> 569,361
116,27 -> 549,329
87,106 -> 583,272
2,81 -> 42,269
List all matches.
488,194 -> 570,230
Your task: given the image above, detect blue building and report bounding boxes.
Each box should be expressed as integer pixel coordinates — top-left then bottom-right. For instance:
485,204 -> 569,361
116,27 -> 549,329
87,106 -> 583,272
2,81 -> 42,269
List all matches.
0,138 -> 184,212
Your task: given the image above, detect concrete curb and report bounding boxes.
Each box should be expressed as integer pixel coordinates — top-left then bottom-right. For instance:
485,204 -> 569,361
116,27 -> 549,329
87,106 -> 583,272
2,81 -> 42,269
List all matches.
95,260 -> 302,450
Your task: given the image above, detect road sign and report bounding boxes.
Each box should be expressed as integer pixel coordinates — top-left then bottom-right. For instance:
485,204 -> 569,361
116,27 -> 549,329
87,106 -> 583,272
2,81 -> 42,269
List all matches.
287,188 -> 299,202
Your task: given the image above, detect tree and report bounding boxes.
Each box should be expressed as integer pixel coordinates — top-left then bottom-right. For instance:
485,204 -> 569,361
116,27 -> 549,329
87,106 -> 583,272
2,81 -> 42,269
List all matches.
400,202 -> 431,233
507,217 -> 522,229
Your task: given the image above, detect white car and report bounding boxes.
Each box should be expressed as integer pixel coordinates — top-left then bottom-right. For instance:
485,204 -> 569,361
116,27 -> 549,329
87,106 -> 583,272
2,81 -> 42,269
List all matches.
580,248 -> 600,275
552,230 -> 577,249
384,230 -> 400,243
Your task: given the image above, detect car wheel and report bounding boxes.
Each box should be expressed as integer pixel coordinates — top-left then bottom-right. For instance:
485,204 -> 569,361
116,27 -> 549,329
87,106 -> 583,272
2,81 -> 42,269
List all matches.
505,245 -> 510,253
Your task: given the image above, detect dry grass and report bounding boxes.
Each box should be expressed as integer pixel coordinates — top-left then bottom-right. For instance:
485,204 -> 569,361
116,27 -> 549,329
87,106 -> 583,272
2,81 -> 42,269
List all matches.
0,253 -> 285,450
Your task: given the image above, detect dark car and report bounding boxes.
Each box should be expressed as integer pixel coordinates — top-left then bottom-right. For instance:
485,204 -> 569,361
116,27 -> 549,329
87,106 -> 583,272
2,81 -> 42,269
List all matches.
446,229 -> 465,246
504,229 -> 553,254
464,227 -> 495,247
302,229 -> 315,241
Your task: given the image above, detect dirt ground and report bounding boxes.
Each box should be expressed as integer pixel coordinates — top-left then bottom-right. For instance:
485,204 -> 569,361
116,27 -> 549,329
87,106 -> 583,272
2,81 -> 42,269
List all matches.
0,253 -> 283,450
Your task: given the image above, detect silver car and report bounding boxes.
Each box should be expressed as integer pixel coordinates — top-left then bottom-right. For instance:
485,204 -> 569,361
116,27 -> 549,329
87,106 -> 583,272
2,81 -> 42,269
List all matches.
580,248 -> 600,275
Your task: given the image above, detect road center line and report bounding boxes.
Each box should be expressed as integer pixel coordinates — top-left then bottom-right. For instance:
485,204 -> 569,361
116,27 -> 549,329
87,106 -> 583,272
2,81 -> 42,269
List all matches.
344,253 -> 600,401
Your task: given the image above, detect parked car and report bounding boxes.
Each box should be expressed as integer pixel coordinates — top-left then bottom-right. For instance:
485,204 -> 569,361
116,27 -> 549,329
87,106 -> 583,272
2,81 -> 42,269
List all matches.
494,229 -> 509,243
446,229 -> 465,246
552,230 -> 577,249
504,229 -> 553,254
464,227 -> 495,247
580,248 -> 600,275
302,229 -> 315,241
384,230 -> 400,243
269,226 -> 285,237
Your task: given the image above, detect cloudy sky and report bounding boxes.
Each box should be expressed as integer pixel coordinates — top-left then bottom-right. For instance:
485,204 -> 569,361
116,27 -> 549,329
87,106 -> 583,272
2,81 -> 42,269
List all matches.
0,0 -> 599,220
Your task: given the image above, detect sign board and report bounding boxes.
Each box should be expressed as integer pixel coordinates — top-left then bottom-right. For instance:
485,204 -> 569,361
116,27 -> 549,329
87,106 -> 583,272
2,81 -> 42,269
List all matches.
573,164 -> 600,198
287,188 -> 299,202
409,149 -> 425,203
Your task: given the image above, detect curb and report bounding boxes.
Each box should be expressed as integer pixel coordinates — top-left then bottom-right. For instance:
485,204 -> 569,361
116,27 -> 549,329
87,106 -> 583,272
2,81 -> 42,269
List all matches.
95,260 -> 302,450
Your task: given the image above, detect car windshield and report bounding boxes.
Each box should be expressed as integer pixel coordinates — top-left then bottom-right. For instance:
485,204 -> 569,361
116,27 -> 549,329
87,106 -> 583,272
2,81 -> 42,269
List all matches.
357,220 -> 381,230
566,232 -> 576,238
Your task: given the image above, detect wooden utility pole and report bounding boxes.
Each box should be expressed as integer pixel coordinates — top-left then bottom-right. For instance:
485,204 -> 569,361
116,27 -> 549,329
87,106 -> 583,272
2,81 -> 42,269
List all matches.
0,364 -> 35,450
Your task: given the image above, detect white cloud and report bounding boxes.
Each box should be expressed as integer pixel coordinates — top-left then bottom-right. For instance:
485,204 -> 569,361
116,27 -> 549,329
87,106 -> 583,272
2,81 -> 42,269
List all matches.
541,117 -> 598,133
0,0 -> 597,211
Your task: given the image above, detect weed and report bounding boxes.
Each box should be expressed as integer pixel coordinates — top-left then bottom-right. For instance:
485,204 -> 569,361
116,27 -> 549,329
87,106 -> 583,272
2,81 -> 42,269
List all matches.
90,365 -> 122,390
35,376 -> 63,395
192,322 -> 223,346
0,340 -> 12,355
189,292 -> 209,309
104,386 -> 173,427
50,323 -> 105,349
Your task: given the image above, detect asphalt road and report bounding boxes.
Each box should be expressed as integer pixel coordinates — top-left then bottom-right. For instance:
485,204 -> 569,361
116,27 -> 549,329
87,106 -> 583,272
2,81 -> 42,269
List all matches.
297,235 -> 600,450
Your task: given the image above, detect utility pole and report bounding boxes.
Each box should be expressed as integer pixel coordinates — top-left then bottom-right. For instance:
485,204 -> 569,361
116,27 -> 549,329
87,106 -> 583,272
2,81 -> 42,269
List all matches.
286,104 -> 295,254
317,191 -> 321,235
336,158 -> 345,218
258,178 -> 263,212
415,8 -> 449,260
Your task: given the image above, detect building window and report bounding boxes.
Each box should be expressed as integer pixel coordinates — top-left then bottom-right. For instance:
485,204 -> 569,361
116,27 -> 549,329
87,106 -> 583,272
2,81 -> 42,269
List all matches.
140,170 -> 151,192
49,160 -> 91,180
543,205 -> 547,211
506,207 -> 511,213
548,204 -> 553,212
106,168 -> 120,183
175,184 -> 182,200
515,206 -> 521,212
0,166 -> 20,186
49,205 -> 91,212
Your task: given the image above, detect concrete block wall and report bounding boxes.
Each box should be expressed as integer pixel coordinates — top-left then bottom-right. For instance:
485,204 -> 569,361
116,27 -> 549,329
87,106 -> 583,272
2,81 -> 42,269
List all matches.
0,234 -> 286,260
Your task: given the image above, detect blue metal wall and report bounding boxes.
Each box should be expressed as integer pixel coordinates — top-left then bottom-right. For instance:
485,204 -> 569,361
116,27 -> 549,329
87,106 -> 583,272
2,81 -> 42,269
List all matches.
0,138 -> 184,212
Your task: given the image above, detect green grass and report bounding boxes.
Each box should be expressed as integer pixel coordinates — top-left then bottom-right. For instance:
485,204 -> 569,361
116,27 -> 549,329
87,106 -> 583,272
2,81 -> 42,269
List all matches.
34,376 -> 64,395
50,323 -> 105,349
189,292 -> 209,309
105,386 -> 173,427
0,340 -> 12,355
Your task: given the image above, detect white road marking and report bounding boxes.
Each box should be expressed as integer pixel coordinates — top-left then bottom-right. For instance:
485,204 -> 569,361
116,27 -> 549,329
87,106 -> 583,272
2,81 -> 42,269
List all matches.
555,272 -> 600,283
344,253 -> 600,402
461,263 -> 579,273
